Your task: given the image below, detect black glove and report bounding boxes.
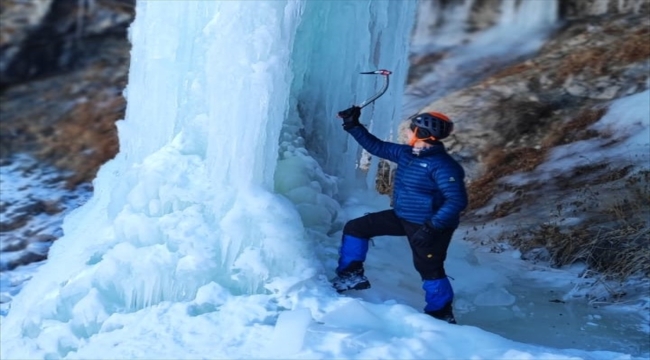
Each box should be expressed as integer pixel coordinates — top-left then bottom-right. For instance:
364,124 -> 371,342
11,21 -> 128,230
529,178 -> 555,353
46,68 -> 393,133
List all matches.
337,106 -> 361,131
410,222 -> 439,248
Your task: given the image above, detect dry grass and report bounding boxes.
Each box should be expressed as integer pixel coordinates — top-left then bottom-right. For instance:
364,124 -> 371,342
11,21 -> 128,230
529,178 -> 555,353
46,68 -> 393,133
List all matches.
491,18 -> 650,85
467,147 -> 545,211
468,107 -> 607,212
39,92 -> 123,187
491,61 -> 535,79
375,159 -> 395,196
555,27 -> 650,82
1,57 -> 127,188
541,108 -> 606,148
490,190 -> 532,219
508,170 -> 650,280
494,99 -> 556,145
465,101 -> 649,280
513,222 -> 649,280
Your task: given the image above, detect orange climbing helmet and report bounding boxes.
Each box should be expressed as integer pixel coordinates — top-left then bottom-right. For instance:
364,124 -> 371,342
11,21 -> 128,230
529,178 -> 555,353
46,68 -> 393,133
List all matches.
410,111 -> 454,141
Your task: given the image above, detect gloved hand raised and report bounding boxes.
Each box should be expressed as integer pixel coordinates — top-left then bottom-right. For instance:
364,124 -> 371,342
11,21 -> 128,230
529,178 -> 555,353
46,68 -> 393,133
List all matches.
338,106 -> 361,131
410,221 -> 439,248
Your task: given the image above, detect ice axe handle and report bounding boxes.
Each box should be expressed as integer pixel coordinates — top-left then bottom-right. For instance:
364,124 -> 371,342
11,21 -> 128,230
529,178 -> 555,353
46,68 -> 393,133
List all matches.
358,69 -> 392,109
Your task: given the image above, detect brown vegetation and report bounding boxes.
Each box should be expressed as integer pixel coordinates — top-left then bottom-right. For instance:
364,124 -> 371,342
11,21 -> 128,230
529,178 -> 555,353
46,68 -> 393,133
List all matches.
541,108 -> 606,147
39,86 -> 123,187
508,170 -> 650,279
556,26 -> 650,82
467,147 -> 544,211
462,96 -> 650,282
376,159 -> 395,197
0,47 -> 127,187
491,61 -> 536,79
468,107 -> 607,212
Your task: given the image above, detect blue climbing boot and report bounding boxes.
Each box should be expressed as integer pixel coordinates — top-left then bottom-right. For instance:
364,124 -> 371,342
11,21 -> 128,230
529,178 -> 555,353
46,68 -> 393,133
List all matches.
332,235 -> 371,292
331,261 -> 371,292
425,301 -> 457,324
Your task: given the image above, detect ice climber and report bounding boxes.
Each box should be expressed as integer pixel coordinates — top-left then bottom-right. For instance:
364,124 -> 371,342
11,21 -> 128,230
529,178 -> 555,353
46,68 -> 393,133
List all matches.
332,106 -> 468,324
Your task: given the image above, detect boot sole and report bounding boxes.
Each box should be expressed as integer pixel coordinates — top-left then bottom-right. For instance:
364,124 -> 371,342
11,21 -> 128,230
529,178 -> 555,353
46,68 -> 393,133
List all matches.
335,281 -> 371,293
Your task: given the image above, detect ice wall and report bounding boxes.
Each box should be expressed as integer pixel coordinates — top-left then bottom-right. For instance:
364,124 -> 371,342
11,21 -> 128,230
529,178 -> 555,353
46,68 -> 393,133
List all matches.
278,1 -> 416,230
0,1 -> 416,357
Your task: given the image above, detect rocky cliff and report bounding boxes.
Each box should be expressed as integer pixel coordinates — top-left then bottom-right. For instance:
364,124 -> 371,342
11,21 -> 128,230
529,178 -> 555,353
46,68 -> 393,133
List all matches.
1,0 -> 132,183
0,0 -> 133,274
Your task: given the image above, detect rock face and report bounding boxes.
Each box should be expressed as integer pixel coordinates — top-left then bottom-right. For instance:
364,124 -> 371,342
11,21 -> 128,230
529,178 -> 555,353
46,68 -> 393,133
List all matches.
1,0 -> 134,87
412,0 -> 648,49
0,0 -> 53,77
0,0 -> 133,274
424,13 -> 649,179
409,1 -> 649,181
559,0 -> 649,18
0,0 -> 133,184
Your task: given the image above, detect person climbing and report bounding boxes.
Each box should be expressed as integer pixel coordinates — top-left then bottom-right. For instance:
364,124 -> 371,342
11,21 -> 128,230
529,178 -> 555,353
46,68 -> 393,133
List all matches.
332,106 -> 468,324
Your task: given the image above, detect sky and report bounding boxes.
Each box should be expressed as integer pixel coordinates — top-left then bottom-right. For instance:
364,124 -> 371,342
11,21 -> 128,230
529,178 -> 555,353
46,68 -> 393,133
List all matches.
0,1 -> 648,359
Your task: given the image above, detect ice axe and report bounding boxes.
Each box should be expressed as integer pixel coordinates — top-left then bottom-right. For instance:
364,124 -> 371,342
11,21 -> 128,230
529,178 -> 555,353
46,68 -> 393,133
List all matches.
357,69 -> 392,109
338,69 -> 392,118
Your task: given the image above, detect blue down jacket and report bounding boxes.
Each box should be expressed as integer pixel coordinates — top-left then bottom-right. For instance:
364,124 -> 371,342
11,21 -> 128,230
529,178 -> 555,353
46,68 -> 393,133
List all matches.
348,126 -> 468,229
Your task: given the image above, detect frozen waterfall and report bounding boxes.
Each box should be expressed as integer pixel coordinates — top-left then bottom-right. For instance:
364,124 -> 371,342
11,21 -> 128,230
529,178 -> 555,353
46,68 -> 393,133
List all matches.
1,1 -> 416,358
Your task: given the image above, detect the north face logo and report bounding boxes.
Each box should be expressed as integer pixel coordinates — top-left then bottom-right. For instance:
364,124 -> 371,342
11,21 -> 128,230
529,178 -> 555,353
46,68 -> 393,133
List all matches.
449,177 -> 456,182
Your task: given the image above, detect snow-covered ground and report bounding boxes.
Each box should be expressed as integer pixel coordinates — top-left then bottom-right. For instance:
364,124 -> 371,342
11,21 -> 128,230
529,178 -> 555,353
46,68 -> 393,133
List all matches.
337,183 -> 649,357
2,190 -> 648,359
0,155 -> 92,315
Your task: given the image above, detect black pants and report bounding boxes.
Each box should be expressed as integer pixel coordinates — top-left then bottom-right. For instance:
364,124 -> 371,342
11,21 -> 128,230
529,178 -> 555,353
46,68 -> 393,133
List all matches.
343,209 -> 453,280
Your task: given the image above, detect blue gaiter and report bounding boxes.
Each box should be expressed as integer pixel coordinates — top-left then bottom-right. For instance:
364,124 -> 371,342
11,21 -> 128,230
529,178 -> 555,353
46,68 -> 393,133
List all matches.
336,235 -> 369,273
423,277 -> 454,312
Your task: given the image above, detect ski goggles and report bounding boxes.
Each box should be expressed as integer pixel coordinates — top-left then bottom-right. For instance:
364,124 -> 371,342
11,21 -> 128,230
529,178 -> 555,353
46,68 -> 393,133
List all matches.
408,124 -> 436,146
